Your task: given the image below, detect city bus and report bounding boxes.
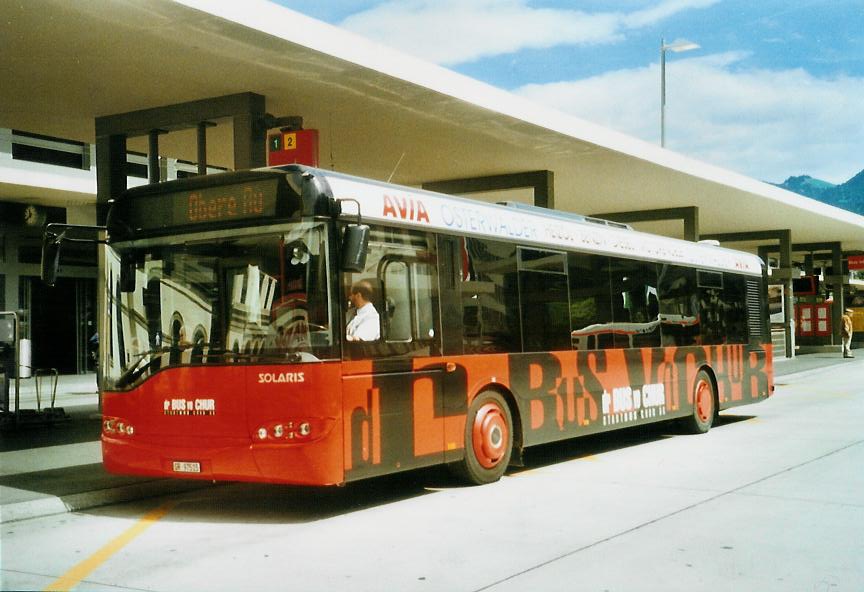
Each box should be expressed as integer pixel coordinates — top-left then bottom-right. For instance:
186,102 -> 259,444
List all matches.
43,165 -> 773,485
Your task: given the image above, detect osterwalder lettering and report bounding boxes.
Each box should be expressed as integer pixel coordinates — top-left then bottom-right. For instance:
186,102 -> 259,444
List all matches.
440,203 -> 538,240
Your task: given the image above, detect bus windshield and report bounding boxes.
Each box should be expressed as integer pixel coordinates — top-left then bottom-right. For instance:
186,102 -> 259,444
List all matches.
104,222 -> 335,390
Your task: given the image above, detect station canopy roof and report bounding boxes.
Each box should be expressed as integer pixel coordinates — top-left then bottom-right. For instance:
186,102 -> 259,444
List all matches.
2,0 -> 863,252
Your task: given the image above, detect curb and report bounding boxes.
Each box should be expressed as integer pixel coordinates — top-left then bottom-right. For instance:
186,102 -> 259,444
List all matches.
1,479 -> 212,524
774,357 -> 862,383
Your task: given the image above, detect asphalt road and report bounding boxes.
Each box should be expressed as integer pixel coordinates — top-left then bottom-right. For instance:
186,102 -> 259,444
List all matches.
2,358 -> 862,592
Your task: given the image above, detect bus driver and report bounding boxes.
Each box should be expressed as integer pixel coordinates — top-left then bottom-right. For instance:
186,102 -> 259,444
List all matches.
346,280 -> 380,342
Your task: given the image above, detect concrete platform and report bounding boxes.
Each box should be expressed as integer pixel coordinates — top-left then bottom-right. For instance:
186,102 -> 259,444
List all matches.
0,351 -> 857,524
1,375 -> 209,523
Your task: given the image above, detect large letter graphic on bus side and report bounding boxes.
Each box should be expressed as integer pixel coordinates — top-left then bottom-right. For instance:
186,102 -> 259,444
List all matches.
646,347 -> 681,412
710,346 -> 732,404
577,350 -> 607,411
350,387 -> 381,469
412,362 -> 468,459
675,347 -> 706,409
744,347 -> 769,400
509,352 -> 609,445
509,353 -> 563,437
555,354 -> 599,430
346,361 -> 469,480
711,345 -> 743,404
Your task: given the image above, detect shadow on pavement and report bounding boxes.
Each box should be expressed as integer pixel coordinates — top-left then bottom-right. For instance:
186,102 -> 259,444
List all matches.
82,414 -> 759,526
1,404 -> 101,452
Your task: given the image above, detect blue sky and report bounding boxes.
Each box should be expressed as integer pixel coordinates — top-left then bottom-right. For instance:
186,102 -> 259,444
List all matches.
276,1 -> 863,184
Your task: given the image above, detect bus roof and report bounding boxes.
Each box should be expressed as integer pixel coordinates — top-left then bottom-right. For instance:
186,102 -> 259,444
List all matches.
288,166 -> 764,276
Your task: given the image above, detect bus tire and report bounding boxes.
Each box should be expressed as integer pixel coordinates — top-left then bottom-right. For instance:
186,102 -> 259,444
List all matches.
455,390 -> 513,485
682,369 -> 716,434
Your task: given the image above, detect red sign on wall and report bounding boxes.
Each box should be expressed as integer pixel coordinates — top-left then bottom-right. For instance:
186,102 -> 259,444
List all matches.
849,255 -> 864,271
267,129 -> 319,167
796,303 -> 832,337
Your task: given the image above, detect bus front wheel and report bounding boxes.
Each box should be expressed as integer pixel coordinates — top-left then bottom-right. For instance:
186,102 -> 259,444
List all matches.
683,369 -> 716,434
455,391 -> 513,485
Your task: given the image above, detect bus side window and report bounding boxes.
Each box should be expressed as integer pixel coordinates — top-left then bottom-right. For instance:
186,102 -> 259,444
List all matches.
461,238 -> 520,354
382,260 -> 411,342
658,264 -> 698,346
381,258 -> 438,346
342,225 -> 440,360
568,251 -> 613,351
518,247 -> 570,352
608,257 -> 660,349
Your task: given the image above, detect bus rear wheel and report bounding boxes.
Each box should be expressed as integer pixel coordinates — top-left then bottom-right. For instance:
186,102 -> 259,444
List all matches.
682,369 -> 716,434
455,391 -> 513,485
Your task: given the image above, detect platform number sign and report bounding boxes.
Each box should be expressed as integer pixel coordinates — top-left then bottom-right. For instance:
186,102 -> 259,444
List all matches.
269,132 -> 297,152
267,129 -> 319,167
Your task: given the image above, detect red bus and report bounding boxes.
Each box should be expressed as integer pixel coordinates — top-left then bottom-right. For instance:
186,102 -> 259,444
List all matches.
45,165 -> 773,485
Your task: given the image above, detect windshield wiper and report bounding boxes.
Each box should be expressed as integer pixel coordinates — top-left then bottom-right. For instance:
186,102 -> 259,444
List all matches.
115,348 -> 167,388
114,345 -> 195,387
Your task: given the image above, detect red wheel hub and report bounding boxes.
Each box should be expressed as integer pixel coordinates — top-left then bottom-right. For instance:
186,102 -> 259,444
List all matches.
472,402 -> 509,469
695,379 -> 712,423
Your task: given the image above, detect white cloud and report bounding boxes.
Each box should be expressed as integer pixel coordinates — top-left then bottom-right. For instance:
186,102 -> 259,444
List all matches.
339,0 -> 719,65
516,52 -> 864,183
623,0 -> 717,28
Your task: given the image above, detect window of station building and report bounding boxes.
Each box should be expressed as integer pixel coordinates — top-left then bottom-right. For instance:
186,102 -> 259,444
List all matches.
568,252 -> 613,351
11,130 -> 85,169
518,247 -> 570,352
658,264 -> 699,346
20,239 -> 96,267
608,258 -> 661,349
126,152 -> 149,179
461,238 -> 519,354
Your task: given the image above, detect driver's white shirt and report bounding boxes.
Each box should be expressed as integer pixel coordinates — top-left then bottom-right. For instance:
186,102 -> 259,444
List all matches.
346,302 -> 380,341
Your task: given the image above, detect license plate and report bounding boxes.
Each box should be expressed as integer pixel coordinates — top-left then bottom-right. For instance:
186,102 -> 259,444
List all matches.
172,461 -> 201,473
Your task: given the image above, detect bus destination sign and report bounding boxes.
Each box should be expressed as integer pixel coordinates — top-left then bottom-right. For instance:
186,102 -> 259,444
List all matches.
185,182 -> 269,223
117,176 -> 289,234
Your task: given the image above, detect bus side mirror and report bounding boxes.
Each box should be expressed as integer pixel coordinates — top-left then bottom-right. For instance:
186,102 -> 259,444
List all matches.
342,224 -> 370,272
120,254 -> 137,293
41,234 -> 61,287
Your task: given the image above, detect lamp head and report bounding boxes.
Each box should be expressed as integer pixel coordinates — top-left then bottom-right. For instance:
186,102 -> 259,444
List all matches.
663,40 -> 700,53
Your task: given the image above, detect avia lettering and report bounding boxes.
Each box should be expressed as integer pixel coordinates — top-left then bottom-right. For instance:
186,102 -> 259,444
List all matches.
258,372 -> 305,384
382,194 -> 430,223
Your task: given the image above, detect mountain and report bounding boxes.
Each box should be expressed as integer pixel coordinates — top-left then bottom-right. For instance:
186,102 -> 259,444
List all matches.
771,169 -> 864,216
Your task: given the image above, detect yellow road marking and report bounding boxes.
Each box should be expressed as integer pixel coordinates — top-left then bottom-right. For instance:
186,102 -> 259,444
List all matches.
44,501 -> 177,592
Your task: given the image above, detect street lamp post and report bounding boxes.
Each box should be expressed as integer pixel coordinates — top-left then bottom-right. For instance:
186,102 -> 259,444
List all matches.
660,37 -> 699,148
